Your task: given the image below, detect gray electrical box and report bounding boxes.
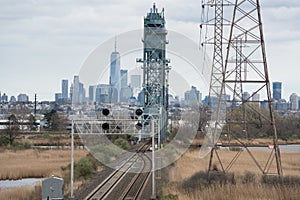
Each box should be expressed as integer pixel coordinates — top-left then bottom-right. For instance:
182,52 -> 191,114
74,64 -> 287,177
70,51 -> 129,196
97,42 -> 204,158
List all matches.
42,176 -> 64,200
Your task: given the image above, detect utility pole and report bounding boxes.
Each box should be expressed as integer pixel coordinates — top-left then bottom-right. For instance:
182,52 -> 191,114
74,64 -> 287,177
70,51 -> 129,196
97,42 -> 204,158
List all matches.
70,119 -> 74,198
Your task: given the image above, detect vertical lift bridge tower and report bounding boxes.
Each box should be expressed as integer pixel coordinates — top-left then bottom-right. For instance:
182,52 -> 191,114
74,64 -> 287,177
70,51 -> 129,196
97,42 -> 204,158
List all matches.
137,3 -> 170,145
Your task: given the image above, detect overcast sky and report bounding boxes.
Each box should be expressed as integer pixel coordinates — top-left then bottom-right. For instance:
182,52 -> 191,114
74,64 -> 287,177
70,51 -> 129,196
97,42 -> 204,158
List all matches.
0,0 -> 299,101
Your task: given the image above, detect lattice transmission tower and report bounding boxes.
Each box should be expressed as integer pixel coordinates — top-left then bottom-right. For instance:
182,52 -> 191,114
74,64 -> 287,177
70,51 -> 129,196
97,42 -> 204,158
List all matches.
202,0 -> 283,176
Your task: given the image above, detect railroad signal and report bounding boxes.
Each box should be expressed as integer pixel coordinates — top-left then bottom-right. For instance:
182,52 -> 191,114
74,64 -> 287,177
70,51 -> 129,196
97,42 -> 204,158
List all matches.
102,108 -> 110,116
135,122 -> 143,130
135,108 -> 143,116
102,122 -> 109,130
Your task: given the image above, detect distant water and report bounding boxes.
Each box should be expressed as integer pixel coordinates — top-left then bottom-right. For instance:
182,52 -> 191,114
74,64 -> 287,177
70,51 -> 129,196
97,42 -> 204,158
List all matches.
249,144 -> 300,152
219,144 -> 300,152
0,178 -> 43,189
278,144 -> 300,152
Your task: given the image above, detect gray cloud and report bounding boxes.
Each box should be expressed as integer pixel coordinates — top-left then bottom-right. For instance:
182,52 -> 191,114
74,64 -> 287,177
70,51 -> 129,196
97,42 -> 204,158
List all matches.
0,0 -> 299,100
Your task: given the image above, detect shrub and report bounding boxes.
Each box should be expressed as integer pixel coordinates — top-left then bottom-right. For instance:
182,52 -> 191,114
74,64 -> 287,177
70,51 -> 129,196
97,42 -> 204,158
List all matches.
86,153 -> 102,171
242,171 -> 256,184
208,171 -> 235,185
159,193 -> 179,200
114,138 -> 130,150
75,157 -> 94,180
181,171 -> 209,192
63,153 -> 102,184
181,171 -> 236,194
261,175 -> 300,186
23,140 -> 32,149
0,136 -> 9,146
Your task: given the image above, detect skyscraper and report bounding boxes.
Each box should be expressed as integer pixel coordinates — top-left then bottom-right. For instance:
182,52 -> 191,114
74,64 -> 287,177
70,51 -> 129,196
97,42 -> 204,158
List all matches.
252,93 -> 260,102
61,79 -> 68,101
72,75 -> 80,104
10,96 -> 16,103
17,93 -> 29,102
55,93 -> 62,102
109,41 -> 120,103
130,75 -> 141,89
120,69 -> 131,102
95,84 -> 111,103
184,86 -> 201,105
273,82 -> 282,101
1,93 -> 8,102
72,75 -> 85,104
243,92 -> 250,101
79,82 -> 85,103
290,93 -> 299,111
120,69 -> 128,89
89,85 -> 96,102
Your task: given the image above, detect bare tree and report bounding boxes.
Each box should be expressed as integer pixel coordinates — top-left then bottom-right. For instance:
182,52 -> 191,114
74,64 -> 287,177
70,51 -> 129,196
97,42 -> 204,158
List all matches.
4,114 -> 20,145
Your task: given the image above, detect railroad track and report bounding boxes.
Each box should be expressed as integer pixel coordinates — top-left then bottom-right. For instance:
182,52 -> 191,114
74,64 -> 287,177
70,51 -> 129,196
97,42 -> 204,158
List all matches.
85,142 -> 152,200
119,153 -> 152,200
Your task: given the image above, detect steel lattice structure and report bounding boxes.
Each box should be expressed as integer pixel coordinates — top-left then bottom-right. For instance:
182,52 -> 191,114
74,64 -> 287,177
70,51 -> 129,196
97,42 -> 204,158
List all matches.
203,0 -> 283,176
137,3 -> 170,145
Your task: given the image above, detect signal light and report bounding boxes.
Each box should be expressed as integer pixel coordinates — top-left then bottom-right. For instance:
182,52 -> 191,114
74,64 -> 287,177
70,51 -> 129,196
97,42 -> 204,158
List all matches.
135,108 -> 143,116
102,108 -> 110,116
102,123 -> 109,130
135,122 -> 143,130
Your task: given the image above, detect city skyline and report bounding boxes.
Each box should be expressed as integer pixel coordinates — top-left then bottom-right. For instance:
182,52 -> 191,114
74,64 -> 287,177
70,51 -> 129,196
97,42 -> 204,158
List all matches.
1,79 -> 297,103
0,0 -> 299,101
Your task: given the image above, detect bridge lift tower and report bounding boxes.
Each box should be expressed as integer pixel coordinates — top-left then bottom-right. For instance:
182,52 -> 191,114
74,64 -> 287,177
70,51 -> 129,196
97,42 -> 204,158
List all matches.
201,0 -> 283,176
137,3 -> 170,145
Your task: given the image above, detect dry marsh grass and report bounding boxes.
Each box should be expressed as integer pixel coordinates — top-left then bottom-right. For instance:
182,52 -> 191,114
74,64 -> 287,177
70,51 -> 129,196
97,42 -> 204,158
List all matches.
0,149 -> 89,200
169,149 -> 300,179
0,149 -> 88,180
0,185 -> 41,200
164,149 -> 300,200
162,181 -> 300,200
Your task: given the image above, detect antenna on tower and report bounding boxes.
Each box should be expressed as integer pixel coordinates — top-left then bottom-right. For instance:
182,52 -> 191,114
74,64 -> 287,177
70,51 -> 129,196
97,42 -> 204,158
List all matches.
114,36 -> 117,52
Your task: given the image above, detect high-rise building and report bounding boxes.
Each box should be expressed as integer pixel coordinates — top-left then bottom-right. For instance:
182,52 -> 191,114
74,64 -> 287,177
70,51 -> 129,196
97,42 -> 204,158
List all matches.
243,92 -> 250,101
72,75 -> 80,104
273,82 -> 282,101
119,69 -> 130,103
61,79 -> 68,101
130,75 -> 141,88
120,87 -> 133,103
184,86 -> 201,105
55,93 -> 62,102
79,82 -> 85,103
95,84 -> 111,103
89,85 -> 96,102
69,83 -> 73,102
109,42 -> 120,103
252,93 -> 260,102
17,93 -> 29,102
10,96 -> 16,103
120,69 -> 128,89
203,95 -> 219,108
72,75 -> 85,104
289,93 -> 299,111
274,99 -> 288,113
1,93 -> 8,102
